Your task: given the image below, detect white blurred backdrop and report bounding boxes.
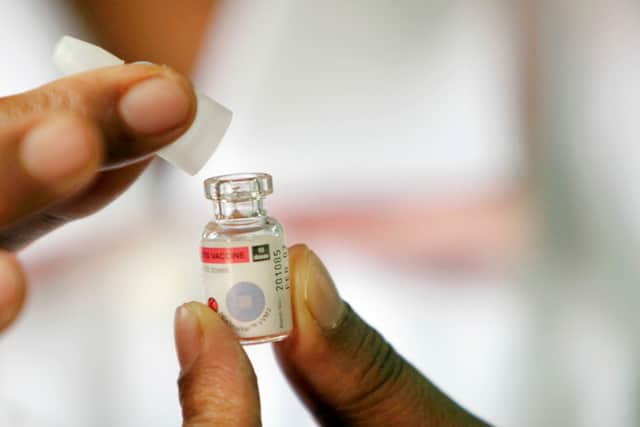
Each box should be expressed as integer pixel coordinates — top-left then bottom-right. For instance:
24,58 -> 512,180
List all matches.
0,1 -> 639,426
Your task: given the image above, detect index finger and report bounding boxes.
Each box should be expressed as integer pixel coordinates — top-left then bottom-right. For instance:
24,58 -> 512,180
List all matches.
0,112 -> 102,229
0,64 -> 196,231
0,62 -> 197,169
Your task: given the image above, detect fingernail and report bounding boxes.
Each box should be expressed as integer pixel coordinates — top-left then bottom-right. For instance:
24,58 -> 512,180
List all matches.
0,254 -> 22,327
303,249 -> 346,330
119,77 -> 192,135
20,117 -> 94,183
175,304 -> 202,373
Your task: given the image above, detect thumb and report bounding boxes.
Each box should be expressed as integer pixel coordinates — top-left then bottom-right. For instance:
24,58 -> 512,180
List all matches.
274,245 -> 489,427
174,302 -> 261,427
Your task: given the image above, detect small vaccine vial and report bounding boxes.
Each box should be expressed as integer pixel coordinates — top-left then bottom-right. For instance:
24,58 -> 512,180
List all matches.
201,173 -> 292,344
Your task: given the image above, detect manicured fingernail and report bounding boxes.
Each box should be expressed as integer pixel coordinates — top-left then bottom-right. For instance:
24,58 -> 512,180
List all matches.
303,249 -> 346,330
175,304 -> 202,373
119,77 -> 192,135
0,254 -> 23,328
20,117 -> 94,183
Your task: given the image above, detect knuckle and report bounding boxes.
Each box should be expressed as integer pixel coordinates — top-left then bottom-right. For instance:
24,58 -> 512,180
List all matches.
0,210 -> 73,251
0,75 -> 101,127
179,372 -> 231,423
0,86 -> 88,129
178,364 -> 259,427
178,363 -> 233,405
25,85 -> 85,116
351,333 -> 404,403
38,211 -> 72,227
336,308 -> 418,420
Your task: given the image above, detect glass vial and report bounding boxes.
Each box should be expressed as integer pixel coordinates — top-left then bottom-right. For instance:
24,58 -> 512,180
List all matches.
201,173 -> 292,345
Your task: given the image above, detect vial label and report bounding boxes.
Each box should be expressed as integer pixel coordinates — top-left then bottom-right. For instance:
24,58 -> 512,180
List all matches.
202,236 -> 292,339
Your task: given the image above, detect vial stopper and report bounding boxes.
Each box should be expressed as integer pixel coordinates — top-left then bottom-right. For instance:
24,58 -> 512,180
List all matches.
51,35 -> 232,175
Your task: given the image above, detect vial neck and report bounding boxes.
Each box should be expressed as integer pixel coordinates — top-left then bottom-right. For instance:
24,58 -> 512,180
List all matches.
214,199 -> 267,222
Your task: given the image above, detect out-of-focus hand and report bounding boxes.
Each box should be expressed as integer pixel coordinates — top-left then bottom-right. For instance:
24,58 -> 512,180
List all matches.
0,63 -> 197,330
175,245 -> 489,426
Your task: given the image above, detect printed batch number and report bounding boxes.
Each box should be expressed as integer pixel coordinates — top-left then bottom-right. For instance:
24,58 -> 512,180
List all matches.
273,245 -> 290,292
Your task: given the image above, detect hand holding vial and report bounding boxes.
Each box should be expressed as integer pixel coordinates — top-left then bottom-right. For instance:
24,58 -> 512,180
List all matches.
0,45 -> 487,427
177,173 -> 488,425
175,245 -> 489,426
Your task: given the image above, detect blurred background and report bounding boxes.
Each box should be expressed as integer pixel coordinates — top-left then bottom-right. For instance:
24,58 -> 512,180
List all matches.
0,0 -> 639,425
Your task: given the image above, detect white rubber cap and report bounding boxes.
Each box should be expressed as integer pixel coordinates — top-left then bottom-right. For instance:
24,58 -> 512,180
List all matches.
53,35 -> 124,73
52,35 -> 232,175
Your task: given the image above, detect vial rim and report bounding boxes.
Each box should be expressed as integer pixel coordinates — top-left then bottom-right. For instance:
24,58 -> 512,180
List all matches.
204,172 -> 273,201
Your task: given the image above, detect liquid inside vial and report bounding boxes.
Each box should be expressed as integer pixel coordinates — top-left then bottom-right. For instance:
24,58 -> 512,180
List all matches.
201,173 -> 292,345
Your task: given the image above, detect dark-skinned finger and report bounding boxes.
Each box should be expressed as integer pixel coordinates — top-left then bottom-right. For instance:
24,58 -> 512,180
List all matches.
175,302 -> 262,427
0,62 -> 196,169
0,113 -> 101,229
274,245 -> 490,427
0,159 -> 150,251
